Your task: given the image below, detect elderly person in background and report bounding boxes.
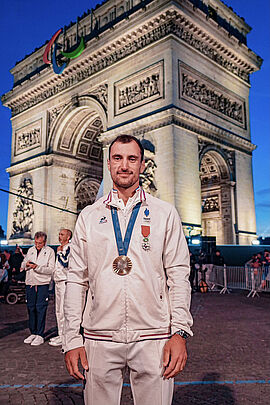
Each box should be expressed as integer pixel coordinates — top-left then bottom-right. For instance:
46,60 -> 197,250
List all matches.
49,228 -> 72,347
21,231 -> 55,346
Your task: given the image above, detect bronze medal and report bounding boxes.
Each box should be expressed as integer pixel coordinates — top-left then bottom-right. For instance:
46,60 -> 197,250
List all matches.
113,255 -> 132,276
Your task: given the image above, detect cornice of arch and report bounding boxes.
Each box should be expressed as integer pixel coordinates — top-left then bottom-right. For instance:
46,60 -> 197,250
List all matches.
6,152 -> 102,178
100,107 -> 256,154
2,5 -> 261,117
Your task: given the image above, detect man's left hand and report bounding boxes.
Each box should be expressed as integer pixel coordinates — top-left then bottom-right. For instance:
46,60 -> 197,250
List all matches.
163,334 -> 187,379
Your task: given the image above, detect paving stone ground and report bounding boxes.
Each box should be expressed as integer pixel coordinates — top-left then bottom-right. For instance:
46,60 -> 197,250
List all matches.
0,290 -> 269,404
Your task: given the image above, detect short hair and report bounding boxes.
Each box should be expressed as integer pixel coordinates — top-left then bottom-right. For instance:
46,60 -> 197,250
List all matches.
34,231 -> 47,242
108,135 -> 144,162
60,228 -> 72,240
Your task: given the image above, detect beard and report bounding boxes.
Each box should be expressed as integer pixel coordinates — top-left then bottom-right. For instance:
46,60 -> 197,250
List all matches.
112,171 -> 139,189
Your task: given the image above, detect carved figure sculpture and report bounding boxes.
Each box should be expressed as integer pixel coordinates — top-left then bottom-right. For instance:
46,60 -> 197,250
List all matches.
10,178 -> 34,238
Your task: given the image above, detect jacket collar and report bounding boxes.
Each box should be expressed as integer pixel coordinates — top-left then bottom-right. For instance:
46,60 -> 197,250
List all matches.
104,186 -> 146,210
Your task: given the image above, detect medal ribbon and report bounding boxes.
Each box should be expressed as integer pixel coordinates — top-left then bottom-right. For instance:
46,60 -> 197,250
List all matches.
111,202 -> 141,256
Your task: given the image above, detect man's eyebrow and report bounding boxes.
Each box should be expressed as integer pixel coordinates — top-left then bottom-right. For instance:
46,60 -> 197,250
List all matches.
111,153 -> 123,158
128,154 -> 139,159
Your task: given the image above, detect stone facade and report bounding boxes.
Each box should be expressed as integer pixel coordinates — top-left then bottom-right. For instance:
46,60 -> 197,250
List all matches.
2,0 -> 261,245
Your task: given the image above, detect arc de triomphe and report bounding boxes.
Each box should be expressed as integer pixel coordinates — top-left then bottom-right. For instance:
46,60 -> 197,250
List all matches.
2,0 -> 262,245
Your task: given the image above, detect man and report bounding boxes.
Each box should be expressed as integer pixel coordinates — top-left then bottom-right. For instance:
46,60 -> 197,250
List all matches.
49,228 -> 72,347
10,245 -> 25,282
213,250 -> 225,266
64,135 -> 193,405
21,231 -> 55,346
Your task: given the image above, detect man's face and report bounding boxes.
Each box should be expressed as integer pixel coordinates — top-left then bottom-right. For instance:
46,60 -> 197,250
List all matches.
59,229 -> 70,245
107,140 -> 145,190
35,237 -> 46,251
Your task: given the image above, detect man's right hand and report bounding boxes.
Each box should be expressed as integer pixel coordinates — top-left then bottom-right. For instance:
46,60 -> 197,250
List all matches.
65,346 -> 89,380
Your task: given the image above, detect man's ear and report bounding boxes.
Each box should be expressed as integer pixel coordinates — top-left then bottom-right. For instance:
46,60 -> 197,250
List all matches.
107,158 -> 111,173
140,160 -> 145,174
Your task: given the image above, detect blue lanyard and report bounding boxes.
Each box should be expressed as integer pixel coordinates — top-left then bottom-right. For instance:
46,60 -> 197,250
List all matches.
111,202 -> 141,256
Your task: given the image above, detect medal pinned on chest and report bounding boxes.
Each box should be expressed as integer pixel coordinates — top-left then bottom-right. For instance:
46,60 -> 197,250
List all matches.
141,225 -> 151,251
111,202 -> 141,276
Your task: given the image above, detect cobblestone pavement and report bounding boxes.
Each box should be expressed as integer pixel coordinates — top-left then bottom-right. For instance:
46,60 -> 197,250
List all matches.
0,291 -> 269,404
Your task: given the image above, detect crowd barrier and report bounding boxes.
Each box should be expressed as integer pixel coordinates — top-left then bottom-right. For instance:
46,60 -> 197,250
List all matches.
208,265 -> 270,297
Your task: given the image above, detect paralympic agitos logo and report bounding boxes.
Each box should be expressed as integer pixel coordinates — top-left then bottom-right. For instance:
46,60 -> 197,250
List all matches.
43,29 -> 85,75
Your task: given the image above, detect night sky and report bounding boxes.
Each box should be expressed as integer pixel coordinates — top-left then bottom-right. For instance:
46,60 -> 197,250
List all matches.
0,0 -> 269,238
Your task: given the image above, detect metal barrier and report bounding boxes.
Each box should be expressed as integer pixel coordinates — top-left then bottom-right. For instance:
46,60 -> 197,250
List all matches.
208,265 -> 270,297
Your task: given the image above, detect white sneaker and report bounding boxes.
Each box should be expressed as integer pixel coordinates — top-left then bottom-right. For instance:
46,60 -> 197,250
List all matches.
49,335 -> 60,343
24,334 -> 36,344
49,336 -> 62,346
30,335 -> 44,346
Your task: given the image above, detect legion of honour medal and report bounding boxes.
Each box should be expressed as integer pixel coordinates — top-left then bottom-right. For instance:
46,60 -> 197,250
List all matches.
141,225 -> 151,251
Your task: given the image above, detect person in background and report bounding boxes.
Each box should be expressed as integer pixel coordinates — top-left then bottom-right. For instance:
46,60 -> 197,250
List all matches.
10,245 -> 25,282
0,253 -> 9,301
261,250 -> 270,289
213,250 -> 225,266
21,231 -> 55,346
49,229 -> 72,347
189,252 -> 197,292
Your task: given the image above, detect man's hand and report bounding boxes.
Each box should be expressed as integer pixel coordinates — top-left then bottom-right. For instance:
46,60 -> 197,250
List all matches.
163,334 -> 187,379
65,347 -> 89,380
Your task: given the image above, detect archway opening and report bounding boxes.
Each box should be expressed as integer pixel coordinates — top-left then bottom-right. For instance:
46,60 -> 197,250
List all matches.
53,105 -> 104,213
200,151 -> 234,245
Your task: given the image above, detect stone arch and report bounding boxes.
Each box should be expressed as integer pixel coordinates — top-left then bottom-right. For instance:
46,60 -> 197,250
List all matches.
75,178 -> 100,212
49,96 -> 107,154
49,96 -> 106,213
199,149 -> 234,244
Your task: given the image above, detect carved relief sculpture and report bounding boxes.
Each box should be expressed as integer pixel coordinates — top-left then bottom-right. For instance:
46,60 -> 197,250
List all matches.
15,121 -> 41,155
180,64 -> 246,127
140,139 -> 157,195
115,61 -> 163,115
89,84 -> 108,108
48,104 -> 68,133
202,196 -> 219,213
10,178 -> 34,239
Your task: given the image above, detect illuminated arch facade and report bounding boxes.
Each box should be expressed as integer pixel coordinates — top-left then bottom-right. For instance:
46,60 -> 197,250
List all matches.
2,0 -> 261,245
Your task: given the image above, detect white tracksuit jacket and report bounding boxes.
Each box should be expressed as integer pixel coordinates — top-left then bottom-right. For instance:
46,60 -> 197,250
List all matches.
53,243 -> 71,283
21,245 -> 55,285
63,188 -> 193,352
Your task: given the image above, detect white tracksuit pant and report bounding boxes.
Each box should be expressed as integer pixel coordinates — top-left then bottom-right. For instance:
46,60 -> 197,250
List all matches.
84,338 -> 174,405
55,281 -> 66,337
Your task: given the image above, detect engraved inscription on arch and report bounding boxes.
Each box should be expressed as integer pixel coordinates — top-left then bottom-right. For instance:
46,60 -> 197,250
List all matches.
114,61 -> 164,115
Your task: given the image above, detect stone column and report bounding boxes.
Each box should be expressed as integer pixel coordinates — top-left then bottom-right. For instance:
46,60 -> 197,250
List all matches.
173,126 -> 201,236
235,151 -> 257,244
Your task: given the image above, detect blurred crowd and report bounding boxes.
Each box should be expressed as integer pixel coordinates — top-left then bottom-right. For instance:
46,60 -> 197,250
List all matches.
189,249 -> 225,293
0,246 -> 25,300
246,249 -> 270,289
